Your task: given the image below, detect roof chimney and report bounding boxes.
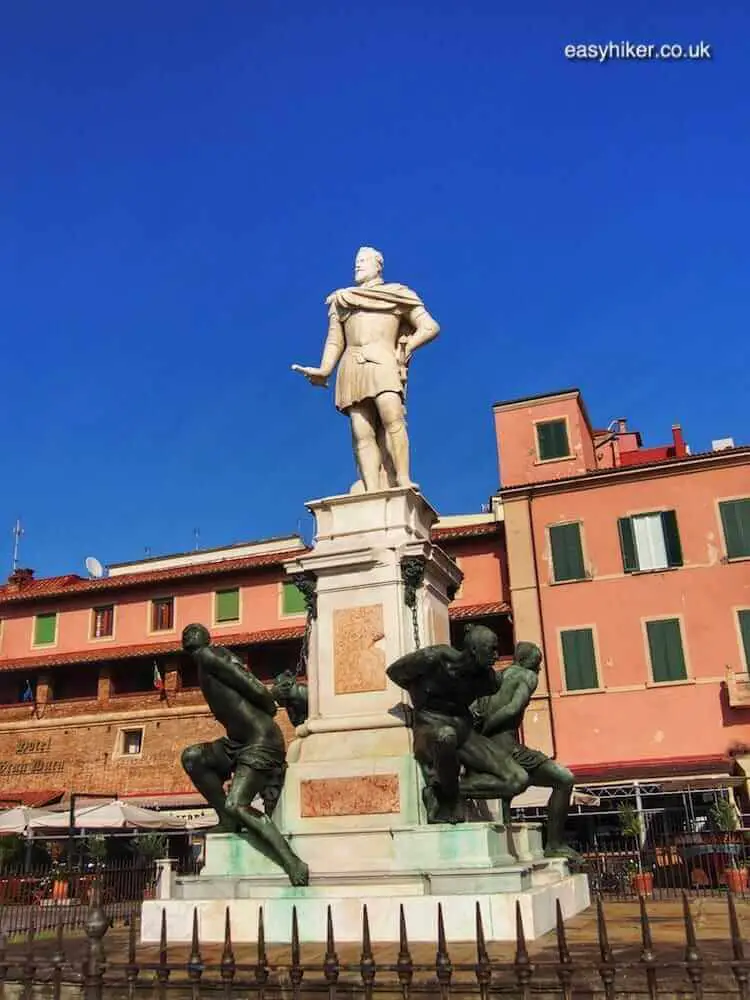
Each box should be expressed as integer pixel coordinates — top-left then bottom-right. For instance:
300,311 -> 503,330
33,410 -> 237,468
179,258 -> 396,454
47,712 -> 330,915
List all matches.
7,567 -> 34,592
671,424 -> 688,457
616,418 -> 627,433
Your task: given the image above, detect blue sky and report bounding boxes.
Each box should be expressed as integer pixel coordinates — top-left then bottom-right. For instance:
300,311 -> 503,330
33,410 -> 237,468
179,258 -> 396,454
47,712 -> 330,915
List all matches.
2,1 -> 748,577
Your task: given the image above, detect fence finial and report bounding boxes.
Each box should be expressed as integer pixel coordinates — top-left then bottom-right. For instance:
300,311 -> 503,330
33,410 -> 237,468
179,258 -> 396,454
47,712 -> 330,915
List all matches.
360,905 -> 376,994
555,898 -> 573,995
435,903 -> 452,995
638,896 -> 658,1000
290,907 -> 304,994
255,907 -> 269,987
596,896 -> 616,997
681,893 -> 704,995
397,904 -> 414,996
187,908 -> 203,987
324,905 -> 340,988
475,902 -> 491,998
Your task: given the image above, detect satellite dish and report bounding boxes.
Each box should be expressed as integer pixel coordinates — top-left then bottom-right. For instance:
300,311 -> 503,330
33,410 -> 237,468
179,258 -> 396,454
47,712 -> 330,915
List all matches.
85,556 -> 105,579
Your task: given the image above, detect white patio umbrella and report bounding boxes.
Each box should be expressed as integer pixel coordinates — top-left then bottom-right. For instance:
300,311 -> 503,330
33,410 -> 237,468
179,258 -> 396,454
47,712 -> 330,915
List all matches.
0,806 -> 72,834
73,800 -> 187,830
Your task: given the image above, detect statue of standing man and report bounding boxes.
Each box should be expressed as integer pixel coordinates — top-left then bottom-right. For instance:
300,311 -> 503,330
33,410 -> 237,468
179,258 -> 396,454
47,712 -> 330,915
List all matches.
292,247 -> 440,493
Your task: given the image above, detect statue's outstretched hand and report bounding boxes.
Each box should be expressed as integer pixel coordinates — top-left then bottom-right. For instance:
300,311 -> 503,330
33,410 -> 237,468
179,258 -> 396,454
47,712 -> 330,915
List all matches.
291,364 -> 328,388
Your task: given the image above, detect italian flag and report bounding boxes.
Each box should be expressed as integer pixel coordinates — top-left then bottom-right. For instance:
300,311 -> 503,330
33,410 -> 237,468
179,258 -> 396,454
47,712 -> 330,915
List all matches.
153,663 -> 164,691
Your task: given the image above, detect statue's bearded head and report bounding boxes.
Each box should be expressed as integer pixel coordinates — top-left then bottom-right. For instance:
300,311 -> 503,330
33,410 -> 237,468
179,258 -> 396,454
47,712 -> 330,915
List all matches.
354,246 -> 383,285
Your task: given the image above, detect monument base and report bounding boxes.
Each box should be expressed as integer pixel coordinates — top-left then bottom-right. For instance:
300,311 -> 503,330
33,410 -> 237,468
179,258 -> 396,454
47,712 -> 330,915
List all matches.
141,823 -> 590,943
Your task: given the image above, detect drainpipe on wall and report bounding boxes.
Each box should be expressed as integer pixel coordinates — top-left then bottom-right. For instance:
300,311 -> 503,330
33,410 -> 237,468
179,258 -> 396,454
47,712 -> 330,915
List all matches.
526,493 -> 558,760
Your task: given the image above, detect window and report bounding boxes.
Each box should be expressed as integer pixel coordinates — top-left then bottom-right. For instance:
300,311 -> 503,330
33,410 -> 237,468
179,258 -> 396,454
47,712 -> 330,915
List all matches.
110,661 -> 158,696
549,523 -> 587,582
617,511 -> 682,573
33,613 -> 57,646
215,588 -> 240,623
560,628 -> 599,691
646,618 -> 687,683
536,419 -> 570,461
151,598 -> 174,632
281,581 -> 307,616
121,729 -> 143,756
738,610 -> 750,672
720,499 -> 750,559
92,605 -> 114,639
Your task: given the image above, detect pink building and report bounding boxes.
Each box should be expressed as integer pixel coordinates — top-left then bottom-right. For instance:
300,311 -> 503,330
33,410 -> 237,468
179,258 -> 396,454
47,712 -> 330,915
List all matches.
494,388 -> 750,823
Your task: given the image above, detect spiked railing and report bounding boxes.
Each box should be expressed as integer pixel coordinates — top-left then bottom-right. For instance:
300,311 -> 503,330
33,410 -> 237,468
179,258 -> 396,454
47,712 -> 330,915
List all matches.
0,891 -> 748,997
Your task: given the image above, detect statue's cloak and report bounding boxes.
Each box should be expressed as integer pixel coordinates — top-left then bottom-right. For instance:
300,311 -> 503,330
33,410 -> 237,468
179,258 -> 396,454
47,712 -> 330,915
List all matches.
326,281 -> 424,318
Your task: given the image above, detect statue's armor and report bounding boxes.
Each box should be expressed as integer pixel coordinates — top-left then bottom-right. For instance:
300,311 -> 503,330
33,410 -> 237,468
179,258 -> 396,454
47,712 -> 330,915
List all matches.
335,309 -> 403,412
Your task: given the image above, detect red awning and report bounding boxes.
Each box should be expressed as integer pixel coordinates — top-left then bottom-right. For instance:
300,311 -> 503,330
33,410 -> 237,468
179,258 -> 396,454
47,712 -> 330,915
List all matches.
0,789 -> 64,809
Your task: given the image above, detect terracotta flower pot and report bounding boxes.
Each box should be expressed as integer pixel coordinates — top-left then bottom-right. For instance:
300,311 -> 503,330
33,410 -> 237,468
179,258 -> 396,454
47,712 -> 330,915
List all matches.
726,868 -> 748,893
631,871 -> 654,897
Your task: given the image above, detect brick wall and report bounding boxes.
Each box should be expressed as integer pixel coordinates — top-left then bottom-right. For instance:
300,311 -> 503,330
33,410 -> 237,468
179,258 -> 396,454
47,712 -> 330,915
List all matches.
0,691 -> 298,801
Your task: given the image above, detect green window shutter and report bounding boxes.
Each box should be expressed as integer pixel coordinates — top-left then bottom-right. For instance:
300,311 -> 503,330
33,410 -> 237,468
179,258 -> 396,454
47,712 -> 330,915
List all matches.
720,499 -> 750,559
34,613 -> 57,646
646,619 -> 687,682
661,510 -> 683,567
216,588 -> 240,623
282,581 -> 307,615
537,420 -> 569,460
739,610 -> 750,672
549,523 -> 586,581
561,628 -> 598,690
617,517 -> 639,572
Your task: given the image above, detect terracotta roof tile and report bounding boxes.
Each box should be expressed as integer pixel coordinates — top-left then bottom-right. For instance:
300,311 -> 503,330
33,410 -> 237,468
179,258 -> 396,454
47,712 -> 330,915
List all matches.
0,625 -> 306,672
0,549 -> 308,607
449,601 -> 510,620
433,523 -> 502,540
571,753 -> 730,783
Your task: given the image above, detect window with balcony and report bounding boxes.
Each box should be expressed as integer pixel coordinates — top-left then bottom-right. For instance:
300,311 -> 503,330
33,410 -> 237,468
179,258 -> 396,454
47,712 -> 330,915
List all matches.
151,597 -> 174,632
617,511 -> 683,573
33,613 -> 58,647
281,581 -> 307,616
646,618 -> 687,683
215,588 -> 240,624
535,419 -> 570,461
720,499 -> 750,559
92,605 -> 114,639
560,628 -> 599,691
549,523 -> 587,582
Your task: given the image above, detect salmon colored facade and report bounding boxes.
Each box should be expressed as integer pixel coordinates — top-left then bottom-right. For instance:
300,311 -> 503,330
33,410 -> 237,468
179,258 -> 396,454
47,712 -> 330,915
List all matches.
494,389 -> 750,800
0,519 -> 509,809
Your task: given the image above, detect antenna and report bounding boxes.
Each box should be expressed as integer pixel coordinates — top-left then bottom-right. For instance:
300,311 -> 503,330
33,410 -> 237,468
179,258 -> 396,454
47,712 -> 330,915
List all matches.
194,528 -> 200,551
11,519 -> 23,572
85,556 -> 105,579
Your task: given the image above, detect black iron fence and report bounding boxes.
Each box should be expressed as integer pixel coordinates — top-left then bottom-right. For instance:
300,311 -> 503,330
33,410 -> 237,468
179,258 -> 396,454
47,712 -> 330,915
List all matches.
0,859 -> 156,935
579,828 -> 750,900
0,889 -> 749,998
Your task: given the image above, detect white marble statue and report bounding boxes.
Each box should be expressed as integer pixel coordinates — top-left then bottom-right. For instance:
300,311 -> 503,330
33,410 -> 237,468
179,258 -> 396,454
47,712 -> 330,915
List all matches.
292,247 -> 440,493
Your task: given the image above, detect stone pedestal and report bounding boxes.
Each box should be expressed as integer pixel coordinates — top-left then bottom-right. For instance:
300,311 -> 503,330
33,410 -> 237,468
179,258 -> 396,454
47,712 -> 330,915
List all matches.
276,487 -> 461,834
141,487 -> 592,944
142,821 -> 590,943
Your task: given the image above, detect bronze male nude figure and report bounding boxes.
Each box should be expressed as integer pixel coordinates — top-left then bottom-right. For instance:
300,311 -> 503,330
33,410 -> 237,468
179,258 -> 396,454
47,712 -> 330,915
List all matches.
468,641 -> 581,860
180,624 -> 310,886
386,625 -> 529,824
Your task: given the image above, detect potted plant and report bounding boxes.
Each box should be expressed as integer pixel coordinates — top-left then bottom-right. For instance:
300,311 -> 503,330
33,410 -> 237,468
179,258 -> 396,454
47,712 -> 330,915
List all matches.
710,797 -> 747,893
618,803 -> 653,896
